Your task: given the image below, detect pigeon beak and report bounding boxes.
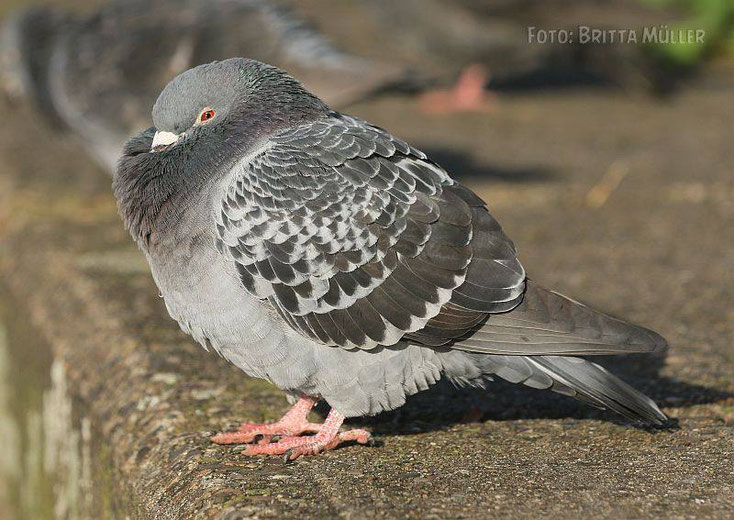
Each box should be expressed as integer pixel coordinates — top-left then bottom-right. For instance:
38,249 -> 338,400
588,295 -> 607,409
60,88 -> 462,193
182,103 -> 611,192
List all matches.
151,130 -> 181,152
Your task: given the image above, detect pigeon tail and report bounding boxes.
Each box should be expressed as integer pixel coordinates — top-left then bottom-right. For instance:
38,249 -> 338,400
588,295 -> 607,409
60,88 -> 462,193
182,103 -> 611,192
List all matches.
529,356 -> 667,424
451,279 -> 668,424
458,353 -> 667,424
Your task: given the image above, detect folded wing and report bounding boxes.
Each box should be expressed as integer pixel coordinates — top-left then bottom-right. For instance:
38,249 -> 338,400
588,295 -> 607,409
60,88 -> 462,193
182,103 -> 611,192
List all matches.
216,114 -> 524,350
216,113 -> 665,358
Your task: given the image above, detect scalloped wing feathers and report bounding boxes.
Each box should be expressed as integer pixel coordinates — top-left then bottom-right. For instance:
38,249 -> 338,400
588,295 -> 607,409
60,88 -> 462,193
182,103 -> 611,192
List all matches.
214,113 -> 666,360
215,114 -> 526,350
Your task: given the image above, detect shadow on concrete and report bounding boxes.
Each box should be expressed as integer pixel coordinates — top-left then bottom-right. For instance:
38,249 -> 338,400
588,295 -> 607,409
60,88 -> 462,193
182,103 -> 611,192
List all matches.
422,148 -> 555,184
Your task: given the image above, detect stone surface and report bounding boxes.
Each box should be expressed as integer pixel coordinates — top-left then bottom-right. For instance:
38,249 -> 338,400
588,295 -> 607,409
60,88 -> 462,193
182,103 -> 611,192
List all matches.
0,17 -> 732,519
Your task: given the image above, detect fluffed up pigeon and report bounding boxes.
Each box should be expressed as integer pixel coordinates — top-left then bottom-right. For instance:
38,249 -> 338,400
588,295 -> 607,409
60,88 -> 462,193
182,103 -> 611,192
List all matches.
114,58 -> 668,461
0,0 -> 414,173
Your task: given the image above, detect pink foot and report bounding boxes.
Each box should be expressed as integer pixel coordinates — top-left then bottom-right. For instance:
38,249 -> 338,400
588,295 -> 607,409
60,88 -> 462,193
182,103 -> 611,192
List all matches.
243,408 -> 372,461
211,396 -> 322,445
419,64 -> 497,114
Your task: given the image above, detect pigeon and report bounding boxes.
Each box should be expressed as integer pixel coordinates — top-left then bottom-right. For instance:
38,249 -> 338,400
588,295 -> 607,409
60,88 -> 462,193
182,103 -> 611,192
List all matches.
114,58 -> 668,461
0,0 -> 413,174
359,0 -> 679,110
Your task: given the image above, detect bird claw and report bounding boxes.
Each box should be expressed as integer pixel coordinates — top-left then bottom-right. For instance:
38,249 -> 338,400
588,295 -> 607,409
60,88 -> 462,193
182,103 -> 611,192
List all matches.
212,397 -> 375,459
365,436 -> 382,448
243,428 -> 374,460
210,396 -> 322,445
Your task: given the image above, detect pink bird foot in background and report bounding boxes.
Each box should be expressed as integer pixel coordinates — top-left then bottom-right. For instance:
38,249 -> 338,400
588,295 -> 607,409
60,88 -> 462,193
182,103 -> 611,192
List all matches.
419,63 -> 497,114
210,396 -> 372,460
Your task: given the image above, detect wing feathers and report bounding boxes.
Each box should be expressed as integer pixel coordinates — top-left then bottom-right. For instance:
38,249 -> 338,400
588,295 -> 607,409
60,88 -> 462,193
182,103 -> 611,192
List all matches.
452,281 -> 668,356
217,114 -> 482,348
216,114 -> 665,361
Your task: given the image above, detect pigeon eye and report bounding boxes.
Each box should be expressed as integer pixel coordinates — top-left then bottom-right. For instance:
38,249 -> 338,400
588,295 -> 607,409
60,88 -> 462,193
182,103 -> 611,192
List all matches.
197,108 -> 216,124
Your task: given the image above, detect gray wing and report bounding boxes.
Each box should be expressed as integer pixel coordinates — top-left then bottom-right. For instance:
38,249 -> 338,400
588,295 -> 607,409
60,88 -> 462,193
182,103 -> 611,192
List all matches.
216,114 -> 666,357
453,280 -> 668,355
216,113 -> 525,350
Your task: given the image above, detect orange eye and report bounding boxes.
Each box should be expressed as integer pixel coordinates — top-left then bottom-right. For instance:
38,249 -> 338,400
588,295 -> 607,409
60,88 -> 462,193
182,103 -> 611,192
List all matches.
198,108 -> 216,123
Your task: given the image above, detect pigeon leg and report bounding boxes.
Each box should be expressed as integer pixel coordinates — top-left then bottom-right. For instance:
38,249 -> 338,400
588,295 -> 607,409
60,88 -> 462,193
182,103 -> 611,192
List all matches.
243,407 -> 372,461
210,396 -> 322,445
419,63 -> 497,114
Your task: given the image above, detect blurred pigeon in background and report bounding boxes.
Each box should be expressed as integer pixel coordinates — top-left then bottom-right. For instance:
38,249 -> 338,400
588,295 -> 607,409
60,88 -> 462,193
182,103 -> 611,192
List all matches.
114,58 -> 668,461
308,0 -> 680,112
0,0 -> 416,172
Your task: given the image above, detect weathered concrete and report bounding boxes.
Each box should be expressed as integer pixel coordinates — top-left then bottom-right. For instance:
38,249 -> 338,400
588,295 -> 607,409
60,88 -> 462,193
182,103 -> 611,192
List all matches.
1,58 -> 733,519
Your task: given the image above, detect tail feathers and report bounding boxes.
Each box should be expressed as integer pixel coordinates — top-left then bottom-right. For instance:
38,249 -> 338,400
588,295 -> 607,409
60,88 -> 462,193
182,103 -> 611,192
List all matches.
455,280 -> 668,356
475,354 -> 667,424
531,356 -> 666,424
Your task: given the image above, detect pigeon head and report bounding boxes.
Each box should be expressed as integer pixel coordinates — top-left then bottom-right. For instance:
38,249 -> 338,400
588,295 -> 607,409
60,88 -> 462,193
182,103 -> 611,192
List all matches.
149,57 -> 328,152
115,58 -> 328,244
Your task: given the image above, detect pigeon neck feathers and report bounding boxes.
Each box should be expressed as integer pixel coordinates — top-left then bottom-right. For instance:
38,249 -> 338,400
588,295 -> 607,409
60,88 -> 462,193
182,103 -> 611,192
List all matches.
115,59 -> 329,247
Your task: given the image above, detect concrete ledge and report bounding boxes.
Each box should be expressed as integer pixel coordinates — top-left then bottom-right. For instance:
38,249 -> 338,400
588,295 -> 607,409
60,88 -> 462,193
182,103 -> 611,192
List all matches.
1,90 -> 733,519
